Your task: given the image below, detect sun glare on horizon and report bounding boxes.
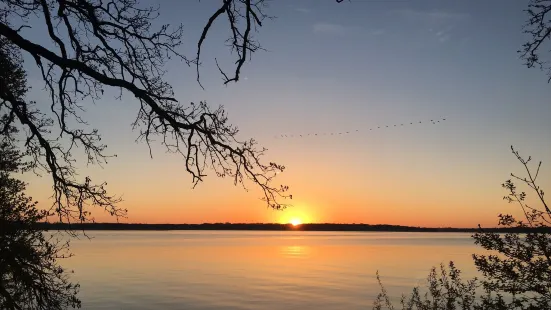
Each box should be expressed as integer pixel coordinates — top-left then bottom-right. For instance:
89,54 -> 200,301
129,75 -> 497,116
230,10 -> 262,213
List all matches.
290,218 -> 302,226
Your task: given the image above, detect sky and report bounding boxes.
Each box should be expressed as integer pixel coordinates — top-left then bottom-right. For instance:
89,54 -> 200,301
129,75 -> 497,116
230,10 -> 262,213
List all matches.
19,0 -> 551,227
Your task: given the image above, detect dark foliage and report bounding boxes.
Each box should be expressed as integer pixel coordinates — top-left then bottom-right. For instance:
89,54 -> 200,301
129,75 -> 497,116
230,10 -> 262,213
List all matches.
373,263 -> 482,310
1,28 -> 80,310
472,147 -> 551,309
374,147 -> 549,310
0,138 -> 80,309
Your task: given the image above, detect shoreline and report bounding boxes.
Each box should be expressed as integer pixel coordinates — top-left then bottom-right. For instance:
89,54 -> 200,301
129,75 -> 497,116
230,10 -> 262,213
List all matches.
35,222 -> 550,233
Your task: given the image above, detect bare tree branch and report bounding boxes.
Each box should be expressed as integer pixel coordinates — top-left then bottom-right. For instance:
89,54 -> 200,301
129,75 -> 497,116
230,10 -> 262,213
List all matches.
520,0 -> 551,82
0,0 -> 295,224
196,0 -> 269,86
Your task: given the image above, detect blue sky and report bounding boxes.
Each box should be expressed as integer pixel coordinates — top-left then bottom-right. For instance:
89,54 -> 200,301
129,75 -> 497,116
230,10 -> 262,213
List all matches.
20,0 -> 551,226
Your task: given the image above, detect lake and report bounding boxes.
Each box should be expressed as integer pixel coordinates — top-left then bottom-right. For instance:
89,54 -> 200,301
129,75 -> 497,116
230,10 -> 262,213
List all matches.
63,231 -> 486,309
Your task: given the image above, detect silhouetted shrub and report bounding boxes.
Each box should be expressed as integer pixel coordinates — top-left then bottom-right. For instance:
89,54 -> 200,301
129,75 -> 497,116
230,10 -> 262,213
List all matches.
374,147 -> 549,310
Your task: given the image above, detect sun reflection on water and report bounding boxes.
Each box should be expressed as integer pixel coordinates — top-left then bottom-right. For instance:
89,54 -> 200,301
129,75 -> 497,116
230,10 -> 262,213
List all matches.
280,245 -> 309,258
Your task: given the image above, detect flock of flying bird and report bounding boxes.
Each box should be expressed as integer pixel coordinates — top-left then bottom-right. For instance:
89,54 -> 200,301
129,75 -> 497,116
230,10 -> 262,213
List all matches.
273,118 -> 447,139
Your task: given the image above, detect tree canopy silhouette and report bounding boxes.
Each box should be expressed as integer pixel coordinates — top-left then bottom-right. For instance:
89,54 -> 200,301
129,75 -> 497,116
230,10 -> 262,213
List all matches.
0,0 -> 315,223
0,125 -> 80,309
1,32 -> 81,310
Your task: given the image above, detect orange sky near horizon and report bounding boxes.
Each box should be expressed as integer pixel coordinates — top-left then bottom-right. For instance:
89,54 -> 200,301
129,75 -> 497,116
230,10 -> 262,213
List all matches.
23,136 -> 545,229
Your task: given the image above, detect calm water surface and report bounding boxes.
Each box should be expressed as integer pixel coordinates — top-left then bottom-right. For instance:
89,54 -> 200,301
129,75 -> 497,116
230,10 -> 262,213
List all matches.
63,231 -> 485,309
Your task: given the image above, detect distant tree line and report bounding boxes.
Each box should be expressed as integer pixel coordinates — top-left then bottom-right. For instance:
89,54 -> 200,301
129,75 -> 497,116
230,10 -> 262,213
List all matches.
35,222 -> 551,233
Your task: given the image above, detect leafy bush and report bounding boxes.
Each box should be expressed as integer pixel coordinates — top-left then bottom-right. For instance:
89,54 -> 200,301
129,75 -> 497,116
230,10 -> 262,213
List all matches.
374,147 -> 549,310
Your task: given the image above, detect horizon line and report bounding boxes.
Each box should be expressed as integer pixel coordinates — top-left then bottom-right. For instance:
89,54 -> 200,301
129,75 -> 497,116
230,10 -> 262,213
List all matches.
40,222 -> 502,230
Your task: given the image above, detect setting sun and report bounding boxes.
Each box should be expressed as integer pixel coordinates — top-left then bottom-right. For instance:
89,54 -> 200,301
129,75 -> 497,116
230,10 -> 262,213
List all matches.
290,218 -> 302,226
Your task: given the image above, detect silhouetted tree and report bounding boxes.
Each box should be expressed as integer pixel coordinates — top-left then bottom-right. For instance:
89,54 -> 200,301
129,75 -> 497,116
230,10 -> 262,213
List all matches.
0,137 -> 80,309
472,147 -> 550,309
0,2 -> 341,308
520,0 -> 551,82
1,30 -> 80,310
0,0 -> 300,224
374,147 -> 549,310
